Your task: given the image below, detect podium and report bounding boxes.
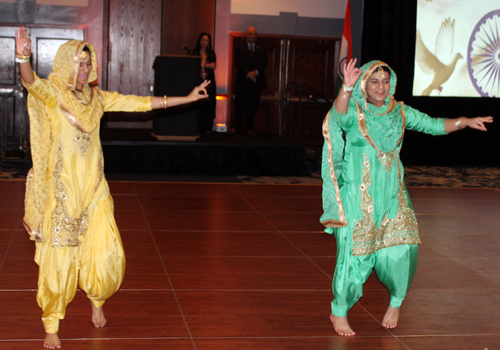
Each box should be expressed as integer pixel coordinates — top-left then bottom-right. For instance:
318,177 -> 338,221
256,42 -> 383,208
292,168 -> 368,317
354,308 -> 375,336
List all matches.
152,55 -> 201,141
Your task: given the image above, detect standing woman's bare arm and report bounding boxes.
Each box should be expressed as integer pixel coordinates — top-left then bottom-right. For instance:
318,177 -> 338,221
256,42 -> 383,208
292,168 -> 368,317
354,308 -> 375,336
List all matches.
15,27 -> 34,84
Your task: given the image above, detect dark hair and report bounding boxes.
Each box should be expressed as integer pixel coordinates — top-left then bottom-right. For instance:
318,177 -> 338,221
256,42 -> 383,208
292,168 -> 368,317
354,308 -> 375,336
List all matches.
192,32 -> 213,55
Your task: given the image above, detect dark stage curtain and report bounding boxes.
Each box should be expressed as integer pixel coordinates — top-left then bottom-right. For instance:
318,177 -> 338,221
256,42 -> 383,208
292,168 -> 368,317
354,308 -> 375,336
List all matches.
361,0 -> 499,167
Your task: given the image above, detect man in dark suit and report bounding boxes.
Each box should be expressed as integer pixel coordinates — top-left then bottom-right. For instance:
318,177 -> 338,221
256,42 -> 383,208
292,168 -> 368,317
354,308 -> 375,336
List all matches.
231,26 -> 267,136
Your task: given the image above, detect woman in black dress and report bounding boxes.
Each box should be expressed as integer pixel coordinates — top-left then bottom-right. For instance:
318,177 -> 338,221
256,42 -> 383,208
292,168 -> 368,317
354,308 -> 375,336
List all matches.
191,32 -> 217,134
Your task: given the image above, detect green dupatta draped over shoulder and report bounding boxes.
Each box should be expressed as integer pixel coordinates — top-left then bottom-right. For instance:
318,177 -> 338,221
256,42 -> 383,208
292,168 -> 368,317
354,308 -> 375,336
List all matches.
320,60 -> 400,232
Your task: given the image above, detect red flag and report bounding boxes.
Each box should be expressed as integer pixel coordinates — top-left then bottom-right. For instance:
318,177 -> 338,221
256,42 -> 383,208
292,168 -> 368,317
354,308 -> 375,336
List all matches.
338,0 -> 352,91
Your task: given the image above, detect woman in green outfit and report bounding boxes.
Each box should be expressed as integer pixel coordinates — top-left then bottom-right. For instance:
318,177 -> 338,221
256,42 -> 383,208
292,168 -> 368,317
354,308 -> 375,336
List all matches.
321,58 -> 493,336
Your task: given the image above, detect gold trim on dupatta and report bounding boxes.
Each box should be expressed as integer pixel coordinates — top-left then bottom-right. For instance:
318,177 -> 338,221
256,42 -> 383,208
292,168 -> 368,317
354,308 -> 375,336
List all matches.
320,112 -> 348,228
23,168 -> 44,242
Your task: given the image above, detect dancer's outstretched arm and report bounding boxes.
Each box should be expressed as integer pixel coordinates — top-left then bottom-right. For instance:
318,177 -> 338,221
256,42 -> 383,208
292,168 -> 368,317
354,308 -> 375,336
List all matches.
17,24 -> 208,110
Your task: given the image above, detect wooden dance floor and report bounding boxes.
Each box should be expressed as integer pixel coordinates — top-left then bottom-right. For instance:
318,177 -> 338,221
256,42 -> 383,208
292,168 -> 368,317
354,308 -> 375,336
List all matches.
1,179 -> 499,349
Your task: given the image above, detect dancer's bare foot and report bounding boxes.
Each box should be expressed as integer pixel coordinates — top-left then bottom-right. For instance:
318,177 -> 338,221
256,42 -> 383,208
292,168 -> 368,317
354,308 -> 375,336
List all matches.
330,314 -> 356,336
90,301 -> 107,328
44,333 -> 61,349
382,305 -> 400,329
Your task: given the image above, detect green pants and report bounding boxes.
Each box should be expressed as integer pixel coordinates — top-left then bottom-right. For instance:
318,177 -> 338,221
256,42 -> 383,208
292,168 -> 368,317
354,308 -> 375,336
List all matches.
331,227 -> 418,317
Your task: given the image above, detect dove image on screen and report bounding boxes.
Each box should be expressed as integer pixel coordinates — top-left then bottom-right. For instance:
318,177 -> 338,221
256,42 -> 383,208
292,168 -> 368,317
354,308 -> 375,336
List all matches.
413,0 -> 500,97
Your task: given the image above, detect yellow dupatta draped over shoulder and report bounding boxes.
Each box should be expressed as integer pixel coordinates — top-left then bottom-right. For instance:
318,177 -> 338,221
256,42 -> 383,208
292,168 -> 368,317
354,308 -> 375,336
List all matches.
24,40 -> 104,242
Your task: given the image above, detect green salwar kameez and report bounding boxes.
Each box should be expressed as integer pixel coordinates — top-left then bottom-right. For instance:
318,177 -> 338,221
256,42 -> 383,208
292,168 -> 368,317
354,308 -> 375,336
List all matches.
321,61 -> 448,317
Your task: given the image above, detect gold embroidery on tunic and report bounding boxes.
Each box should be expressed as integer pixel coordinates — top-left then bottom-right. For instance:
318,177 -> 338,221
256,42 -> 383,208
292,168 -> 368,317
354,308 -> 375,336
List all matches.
74,130 -> 93,156
376,150 -> 398,172
351,154 -> 420,256
51,140 -> 89,247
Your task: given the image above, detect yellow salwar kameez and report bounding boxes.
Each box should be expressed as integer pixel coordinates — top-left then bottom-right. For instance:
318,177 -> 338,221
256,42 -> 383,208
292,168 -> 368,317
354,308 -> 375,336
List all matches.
22,40 -> 152,333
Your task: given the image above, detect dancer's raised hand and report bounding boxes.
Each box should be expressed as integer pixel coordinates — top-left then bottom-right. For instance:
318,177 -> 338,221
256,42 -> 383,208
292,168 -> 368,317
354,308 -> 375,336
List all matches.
15,26 -> 31,57
343,58 -> 362,88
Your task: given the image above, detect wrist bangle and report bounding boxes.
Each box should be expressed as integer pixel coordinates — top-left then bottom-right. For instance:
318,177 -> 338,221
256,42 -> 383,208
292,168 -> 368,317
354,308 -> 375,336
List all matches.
159,95 -> 168,109
455,117 -> 462,129
16,53 -> 31,60
15,57 -> 30,63
342,84 -> 353,92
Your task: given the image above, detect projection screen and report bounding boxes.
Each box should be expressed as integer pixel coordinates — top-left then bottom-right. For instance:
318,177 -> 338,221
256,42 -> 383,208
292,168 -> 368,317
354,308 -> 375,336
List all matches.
413,0 -> 500,97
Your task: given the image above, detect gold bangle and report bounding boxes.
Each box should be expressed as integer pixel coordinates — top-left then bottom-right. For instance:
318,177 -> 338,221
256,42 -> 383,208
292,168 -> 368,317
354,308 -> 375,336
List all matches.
16,53 -> 31,60
163,95 -> 168,109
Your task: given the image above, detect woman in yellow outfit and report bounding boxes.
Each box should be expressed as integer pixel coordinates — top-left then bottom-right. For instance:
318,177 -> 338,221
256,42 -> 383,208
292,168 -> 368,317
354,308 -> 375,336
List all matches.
15,27 -> 209,349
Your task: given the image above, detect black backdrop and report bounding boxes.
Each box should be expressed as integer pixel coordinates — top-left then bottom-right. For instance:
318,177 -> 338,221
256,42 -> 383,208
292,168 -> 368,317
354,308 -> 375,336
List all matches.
361,0 -> 499,166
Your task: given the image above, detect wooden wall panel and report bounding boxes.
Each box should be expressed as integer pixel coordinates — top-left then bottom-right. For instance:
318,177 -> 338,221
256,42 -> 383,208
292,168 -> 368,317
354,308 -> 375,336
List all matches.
287,39 -> 337,97
284,38 -> 337,146
108,0 -> 161,96
162,0 -> 215,55
106,0 -> 161,128
106,0 -> 215,129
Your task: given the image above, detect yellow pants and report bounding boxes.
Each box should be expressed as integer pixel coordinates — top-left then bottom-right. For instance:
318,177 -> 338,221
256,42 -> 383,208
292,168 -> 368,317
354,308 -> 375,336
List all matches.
34,196 -> 126,333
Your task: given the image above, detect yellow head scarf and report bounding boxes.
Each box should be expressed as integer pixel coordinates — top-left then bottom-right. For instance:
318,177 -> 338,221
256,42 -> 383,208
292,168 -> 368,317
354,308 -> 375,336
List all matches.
47,40 -> 103,132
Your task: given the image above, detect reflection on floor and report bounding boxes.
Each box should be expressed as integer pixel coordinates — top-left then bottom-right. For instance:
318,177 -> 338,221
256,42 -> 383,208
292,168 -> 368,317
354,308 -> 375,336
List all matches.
0,180 -> 499,349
